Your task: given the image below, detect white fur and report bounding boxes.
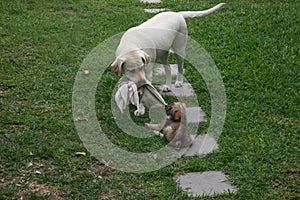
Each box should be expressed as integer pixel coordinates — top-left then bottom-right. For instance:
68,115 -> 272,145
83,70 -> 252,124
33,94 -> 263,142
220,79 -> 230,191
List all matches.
111,3 -> 225,92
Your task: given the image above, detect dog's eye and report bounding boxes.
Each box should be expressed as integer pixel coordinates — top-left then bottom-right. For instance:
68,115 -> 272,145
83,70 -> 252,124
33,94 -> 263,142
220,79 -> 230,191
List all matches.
141,57 -> 146,64
121,62 -> 125,69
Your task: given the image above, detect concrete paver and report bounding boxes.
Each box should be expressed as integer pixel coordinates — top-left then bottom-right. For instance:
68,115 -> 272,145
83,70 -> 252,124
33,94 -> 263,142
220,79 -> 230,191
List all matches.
177,171 -> 237,197
158,83 -> 195,96
186,107 -> 206,123
184,134 -> 219,156
154,64 -> 178,76
179,134 -> 218,156
144,8 -> 167,13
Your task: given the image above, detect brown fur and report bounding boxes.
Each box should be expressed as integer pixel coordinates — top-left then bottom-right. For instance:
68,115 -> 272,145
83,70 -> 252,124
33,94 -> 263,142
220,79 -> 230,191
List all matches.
145,102 -> 192,148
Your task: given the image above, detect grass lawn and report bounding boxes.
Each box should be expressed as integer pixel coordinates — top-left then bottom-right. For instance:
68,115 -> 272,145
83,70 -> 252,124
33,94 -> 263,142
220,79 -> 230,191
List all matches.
1,0 -> 299,199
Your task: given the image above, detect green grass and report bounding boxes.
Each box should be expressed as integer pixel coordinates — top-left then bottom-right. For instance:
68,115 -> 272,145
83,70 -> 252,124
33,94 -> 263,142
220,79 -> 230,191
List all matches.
1,0 -> 299,199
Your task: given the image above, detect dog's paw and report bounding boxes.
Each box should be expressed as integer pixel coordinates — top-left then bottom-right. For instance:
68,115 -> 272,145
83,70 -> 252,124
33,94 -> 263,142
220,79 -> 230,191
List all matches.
134,103 -> 145,116
162,85 -> 171,92
134,109 -> 145,116
175,81 -> 183,88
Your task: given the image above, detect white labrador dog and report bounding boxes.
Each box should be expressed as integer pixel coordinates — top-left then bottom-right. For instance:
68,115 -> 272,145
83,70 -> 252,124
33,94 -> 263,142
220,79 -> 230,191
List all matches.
111,3 -> 225,92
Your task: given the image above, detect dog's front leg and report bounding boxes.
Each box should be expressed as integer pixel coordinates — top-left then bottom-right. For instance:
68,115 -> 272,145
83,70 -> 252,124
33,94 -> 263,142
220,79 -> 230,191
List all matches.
134,102 -> 145,116
145,63 -> 153,83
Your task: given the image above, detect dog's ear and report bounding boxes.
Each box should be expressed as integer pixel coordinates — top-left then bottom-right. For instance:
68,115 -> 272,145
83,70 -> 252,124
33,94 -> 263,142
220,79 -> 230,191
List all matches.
141,51 -> 150,64
111,58 -> 125,77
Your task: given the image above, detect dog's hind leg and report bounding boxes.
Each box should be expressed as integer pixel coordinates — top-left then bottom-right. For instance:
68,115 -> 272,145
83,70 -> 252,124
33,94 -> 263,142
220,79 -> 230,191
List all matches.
174,54 -> 184,87
173,33 -> 187,88
160,50 -> 172,92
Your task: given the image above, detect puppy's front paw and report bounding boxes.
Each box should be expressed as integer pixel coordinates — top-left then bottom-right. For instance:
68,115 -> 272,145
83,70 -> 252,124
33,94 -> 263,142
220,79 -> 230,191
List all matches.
154,130 -> 164,138
175,81 -> 183,88
175,141 -> 182,147
162,85 -> 171,92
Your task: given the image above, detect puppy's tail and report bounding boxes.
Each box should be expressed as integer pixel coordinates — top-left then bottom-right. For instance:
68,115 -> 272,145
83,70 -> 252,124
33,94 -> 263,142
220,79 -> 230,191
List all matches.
178,3 -> 225,19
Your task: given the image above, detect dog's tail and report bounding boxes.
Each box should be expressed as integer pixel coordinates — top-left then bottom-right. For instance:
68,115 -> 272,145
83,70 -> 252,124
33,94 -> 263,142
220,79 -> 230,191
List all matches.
178,3 -> 225,19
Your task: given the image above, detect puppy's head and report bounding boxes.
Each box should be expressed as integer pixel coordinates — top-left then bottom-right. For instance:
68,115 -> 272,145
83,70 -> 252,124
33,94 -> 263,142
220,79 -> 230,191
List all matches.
111,50 -> 150,77
165,102 -> 186,121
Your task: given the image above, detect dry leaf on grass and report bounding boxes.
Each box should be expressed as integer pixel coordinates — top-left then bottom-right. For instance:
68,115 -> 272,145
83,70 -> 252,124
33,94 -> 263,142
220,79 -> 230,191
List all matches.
75,152 -> 86,156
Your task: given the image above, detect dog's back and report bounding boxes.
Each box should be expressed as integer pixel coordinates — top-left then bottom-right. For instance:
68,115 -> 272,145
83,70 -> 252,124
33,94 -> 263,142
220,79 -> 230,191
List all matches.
118,2 -> 225,51
138,12 -> 187,33
139,3 -> 225,28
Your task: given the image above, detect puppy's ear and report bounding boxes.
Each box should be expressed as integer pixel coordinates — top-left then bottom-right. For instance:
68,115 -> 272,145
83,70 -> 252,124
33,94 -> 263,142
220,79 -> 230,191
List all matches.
165,103 -> 173,114
111,58 -> 125,77
179,103 -> 186,115
141,51 -> 150,64
165,104 -> 169,110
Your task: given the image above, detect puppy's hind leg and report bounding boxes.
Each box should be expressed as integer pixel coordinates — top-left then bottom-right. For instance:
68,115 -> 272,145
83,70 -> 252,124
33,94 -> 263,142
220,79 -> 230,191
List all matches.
144,123 -> 161,131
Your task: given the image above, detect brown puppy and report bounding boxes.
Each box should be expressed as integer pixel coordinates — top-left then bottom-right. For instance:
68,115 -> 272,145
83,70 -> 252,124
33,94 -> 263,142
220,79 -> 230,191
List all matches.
145,102 -> 192,148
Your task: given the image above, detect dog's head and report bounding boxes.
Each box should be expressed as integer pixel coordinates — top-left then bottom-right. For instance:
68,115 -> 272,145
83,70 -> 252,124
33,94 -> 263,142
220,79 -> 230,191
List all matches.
165,102 -> 186,122
111,50 -> 150,77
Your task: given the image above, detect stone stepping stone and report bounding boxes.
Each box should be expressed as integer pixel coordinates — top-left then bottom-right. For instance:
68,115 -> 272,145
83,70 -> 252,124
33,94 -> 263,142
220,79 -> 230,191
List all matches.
154,64 -> 195,96
144,8 -> 168,13
154,64 -> 178,76
149,106 -> 206,123
140,0 -> 161,3
179,134 -> 218,156
158,82 -> 195,96
177,171 -> 237,197
149,106 -> 205,123
186,106 -> 206,123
